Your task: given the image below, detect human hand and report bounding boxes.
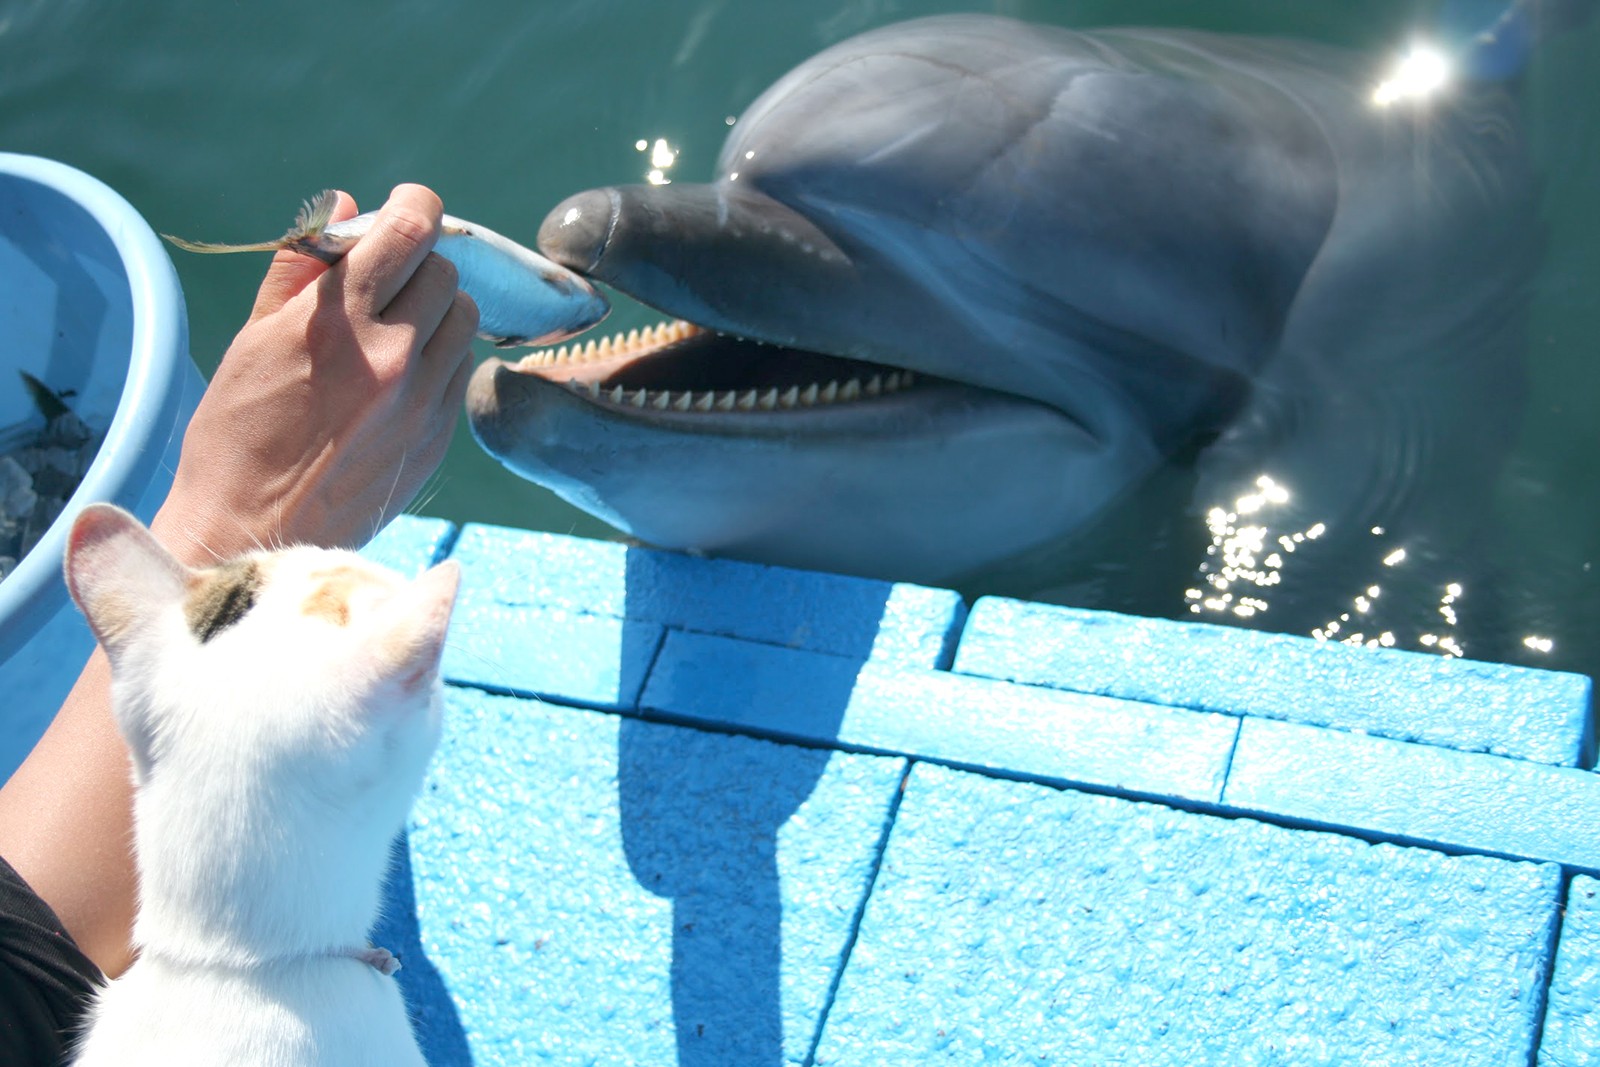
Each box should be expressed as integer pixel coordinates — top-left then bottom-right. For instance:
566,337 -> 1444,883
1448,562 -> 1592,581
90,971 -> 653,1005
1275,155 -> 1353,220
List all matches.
151,184 -> 478,564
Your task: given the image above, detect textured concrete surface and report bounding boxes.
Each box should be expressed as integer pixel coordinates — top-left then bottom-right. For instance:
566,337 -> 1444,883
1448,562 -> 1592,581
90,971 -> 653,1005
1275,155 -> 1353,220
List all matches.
361,514 -> 456,577
393,687 -> 905,1066
1542,876 -> 1600,1067
448,523 -> 965,666
956,597 -> 1593,765
335,516 -> 1600,1064
817,764 -> 1559,1066
644,630 -> 1239,803
1226,718 -> 1600,869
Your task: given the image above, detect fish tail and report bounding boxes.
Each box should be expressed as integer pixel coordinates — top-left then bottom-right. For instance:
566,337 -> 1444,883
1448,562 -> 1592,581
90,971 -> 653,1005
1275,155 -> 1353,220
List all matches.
288,189 -> 339,242
160,234 -> 287,254
162,189 -> 342,258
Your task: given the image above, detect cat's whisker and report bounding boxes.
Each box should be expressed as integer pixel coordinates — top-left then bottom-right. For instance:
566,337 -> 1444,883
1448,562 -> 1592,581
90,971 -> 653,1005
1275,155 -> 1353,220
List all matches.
405,473 -> 447,520
373,451 -> 410,543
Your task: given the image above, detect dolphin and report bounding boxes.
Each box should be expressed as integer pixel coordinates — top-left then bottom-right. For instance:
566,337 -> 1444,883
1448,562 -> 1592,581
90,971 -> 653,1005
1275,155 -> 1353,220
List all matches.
466,12 -> 1541,596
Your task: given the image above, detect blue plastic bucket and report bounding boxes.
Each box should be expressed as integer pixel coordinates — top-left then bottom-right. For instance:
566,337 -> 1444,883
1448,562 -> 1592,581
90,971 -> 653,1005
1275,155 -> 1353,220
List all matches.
0,154 -> 203,781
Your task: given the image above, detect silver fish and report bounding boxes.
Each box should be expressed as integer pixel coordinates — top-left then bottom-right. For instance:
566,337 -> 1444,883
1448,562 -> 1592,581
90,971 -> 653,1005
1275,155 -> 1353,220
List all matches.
165,190 -> 609,347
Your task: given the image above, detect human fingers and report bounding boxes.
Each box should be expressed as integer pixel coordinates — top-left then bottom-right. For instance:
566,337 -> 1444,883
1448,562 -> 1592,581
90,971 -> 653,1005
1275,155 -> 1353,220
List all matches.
341,183 -> 443,313
413,291 -> 479,397
381,250 -> 462,341
408,355 -> 475,485
248,191 -> 359,323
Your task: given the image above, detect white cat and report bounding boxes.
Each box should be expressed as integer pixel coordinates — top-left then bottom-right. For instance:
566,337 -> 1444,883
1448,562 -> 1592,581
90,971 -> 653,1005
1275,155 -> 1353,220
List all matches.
63,503 -> 458,1066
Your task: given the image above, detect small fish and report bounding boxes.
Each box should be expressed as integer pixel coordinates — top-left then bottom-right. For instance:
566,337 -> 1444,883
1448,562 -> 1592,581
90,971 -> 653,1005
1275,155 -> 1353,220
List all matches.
165,190 -> 609,348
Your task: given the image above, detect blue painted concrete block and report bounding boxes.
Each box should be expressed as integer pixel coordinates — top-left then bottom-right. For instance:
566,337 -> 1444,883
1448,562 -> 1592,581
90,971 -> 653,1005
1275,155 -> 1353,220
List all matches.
359,514 -> 456,576
448,523 -> 964,667
642,630 -> 1239,804
1224,718 -> 1600,869
441,602 -> 662,711
817,764 -> 1559,1065
397,687 -> 906,1066
954,597 -> 1592,765
370,519 -> 660,708
1541,876 -> 1600,1067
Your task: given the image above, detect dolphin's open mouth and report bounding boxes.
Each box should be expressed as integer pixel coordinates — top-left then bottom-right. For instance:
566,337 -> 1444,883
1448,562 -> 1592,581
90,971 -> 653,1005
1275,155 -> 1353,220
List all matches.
501,318 -> 924,416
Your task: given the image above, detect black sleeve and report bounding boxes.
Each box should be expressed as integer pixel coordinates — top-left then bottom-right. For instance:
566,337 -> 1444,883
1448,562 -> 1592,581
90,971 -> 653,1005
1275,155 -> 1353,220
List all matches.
0,855 -> 104,1066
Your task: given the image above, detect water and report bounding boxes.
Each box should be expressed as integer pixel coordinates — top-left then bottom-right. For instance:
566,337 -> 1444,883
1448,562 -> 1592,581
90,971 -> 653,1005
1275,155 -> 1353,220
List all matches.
2,0 -> 1596,682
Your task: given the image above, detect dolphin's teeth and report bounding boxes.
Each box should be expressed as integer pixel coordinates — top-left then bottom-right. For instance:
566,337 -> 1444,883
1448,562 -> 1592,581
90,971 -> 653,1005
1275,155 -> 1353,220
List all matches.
715,392 -> 736,411
758,388 -> 779,410
609,385 -> 625,404
582,339 -> 598,359
673,392 -> 693,412
651,391 -> 672,410
626,328 -> 640,348
598,335 -> 613,356
865,375 -> 883,397
779,386 -> 800,409
885,372 -> 902,392
630,390 -> 648,408
737,390 -> 758,411
842,379 -> 862,401
586,380 -> 602,397
800,383 -> 820,406
821,381 -> 840,404
693,392 -> 716,412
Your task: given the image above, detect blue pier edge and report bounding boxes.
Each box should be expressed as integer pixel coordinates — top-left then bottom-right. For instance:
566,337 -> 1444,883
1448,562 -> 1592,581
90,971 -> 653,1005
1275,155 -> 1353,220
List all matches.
372,517 -> 1593,1063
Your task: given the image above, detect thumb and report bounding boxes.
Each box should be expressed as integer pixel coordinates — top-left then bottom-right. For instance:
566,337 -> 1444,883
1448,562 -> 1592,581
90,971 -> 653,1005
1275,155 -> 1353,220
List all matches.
247,191 -> 360,322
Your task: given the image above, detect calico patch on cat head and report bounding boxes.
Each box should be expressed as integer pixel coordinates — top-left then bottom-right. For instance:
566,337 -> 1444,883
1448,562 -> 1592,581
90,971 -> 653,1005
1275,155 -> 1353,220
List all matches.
184,558 -> 262,643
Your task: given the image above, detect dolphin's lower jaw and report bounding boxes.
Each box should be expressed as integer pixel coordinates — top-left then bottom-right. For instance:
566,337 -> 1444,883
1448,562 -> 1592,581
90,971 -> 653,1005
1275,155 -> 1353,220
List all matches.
465,326 -> 1138,585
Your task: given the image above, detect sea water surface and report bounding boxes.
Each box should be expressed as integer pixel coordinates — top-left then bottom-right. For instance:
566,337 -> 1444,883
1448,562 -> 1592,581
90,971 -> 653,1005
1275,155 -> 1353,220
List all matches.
2,0 -> 1597,682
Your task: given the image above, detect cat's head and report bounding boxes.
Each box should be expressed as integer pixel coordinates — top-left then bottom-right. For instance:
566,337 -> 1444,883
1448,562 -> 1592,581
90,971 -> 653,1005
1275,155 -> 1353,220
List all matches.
63,504 -> 460,954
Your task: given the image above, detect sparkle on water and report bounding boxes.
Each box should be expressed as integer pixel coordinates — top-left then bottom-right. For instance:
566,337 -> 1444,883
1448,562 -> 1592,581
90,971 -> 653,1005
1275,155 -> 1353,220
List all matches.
1371,40 -> 1453,107
637,136 -> 679,185
1184,473 -> 1552,659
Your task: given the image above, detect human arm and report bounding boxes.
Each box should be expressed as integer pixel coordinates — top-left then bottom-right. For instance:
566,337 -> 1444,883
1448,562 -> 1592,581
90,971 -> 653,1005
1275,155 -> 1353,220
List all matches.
0,183 -> 478,979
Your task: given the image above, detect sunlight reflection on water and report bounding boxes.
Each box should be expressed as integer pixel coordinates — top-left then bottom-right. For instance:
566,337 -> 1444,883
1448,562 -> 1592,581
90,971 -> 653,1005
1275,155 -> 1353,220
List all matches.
1183,474 -> 1535,660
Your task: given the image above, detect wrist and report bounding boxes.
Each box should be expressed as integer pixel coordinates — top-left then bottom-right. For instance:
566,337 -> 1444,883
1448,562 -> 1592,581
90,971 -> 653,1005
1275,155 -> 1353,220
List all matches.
148,498 -> 260,569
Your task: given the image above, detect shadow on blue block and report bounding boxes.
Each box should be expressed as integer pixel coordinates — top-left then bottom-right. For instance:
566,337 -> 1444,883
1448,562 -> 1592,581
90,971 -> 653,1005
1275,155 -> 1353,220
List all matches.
618,551 -> 862,1064
375,833 -> 473,1066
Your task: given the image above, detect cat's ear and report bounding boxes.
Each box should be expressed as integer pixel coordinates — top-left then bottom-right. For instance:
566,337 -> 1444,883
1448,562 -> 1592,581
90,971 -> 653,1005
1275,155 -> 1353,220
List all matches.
65,504 -> 192,660
369,560 -> 460,693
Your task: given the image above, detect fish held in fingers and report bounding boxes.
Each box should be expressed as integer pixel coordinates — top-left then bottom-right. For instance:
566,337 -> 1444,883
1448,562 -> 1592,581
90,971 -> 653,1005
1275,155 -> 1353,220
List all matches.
165,190 -> 610,347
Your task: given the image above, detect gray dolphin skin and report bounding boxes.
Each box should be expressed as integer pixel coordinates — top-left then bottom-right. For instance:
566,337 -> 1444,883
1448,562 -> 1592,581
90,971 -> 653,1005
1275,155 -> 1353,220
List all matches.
467,13 -> 1538,591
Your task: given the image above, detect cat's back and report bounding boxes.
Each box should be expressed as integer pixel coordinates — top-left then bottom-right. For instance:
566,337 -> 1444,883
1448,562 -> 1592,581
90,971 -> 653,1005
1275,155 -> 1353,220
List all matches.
71,955 -> 426,1067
